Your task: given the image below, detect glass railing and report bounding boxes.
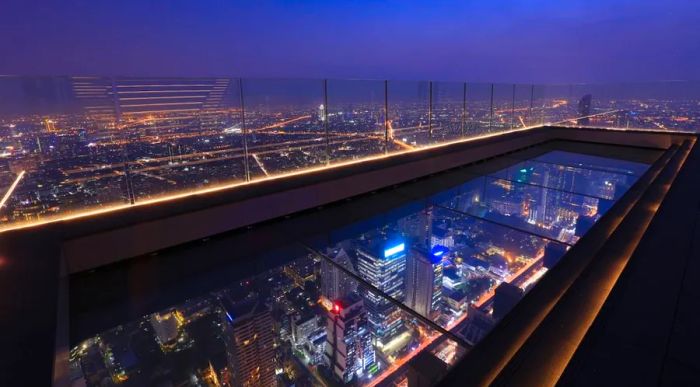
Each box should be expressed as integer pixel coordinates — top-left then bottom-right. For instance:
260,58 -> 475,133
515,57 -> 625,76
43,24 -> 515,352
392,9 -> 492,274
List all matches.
0,77 -> 697,230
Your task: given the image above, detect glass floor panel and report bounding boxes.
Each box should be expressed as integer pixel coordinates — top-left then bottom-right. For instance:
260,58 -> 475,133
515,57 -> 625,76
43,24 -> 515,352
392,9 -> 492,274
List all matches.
68,148 -> 651,387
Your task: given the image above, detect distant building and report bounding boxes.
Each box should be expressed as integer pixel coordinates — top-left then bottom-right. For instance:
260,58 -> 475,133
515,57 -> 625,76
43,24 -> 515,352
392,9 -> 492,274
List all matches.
577,94 -> 592,125
325,293 -> 375,383
493,282 -> 524,321
405,247 -> 444,318
220,294 -> 276,387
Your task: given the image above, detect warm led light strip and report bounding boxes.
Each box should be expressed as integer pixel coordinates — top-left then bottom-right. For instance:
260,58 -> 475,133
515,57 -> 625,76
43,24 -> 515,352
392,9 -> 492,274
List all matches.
0,121 -> 686,234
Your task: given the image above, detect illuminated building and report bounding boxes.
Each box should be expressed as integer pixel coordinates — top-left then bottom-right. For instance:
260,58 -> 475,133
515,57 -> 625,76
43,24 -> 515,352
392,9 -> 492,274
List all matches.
221,295 -> 276,387
356,241 -> 407,345
430,227 -> 454,248
405,246 -> 444,318
325,293 -> 375,383
150,310 -> 186,352
43,118 -> 57,132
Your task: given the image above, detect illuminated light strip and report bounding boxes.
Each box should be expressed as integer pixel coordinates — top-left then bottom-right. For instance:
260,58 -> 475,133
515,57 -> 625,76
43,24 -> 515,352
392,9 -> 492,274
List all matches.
0,170 -> 25,209
1,122 -> 676,233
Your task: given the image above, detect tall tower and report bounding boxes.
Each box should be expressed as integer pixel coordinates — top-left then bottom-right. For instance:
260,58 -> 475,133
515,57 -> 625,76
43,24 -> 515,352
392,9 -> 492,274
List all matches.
320,248 -> 357,301
356,240 -> 406,346
220,294 -> 276,387
325,293 -> 375,383
405,247 -> 444,319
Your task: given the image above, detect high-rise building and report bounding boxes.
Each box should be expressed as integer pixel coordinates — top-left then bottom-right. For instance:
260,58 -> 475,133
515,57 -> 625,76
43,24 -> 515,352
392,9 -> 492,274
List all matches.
356,240 -> 406,345
325,293 -> 375,383
577,94 -> 592,125
405,247 -> 444,319
150,310 -> 186,352
220,294 -> 276,387
320,248 -> 357,301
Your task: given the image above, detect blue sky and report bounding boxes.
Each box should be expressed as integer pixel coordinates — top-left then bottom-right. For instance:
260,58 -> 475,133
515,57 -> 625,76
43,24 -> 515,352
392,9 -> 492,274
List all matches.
1,0 -> 698,82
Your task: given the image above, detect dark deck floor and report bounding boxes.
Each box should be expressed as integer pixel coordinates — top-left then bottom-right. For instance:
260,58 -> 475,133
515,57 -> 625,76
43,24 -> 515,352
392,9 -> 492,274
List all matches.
559,138 -> 700,386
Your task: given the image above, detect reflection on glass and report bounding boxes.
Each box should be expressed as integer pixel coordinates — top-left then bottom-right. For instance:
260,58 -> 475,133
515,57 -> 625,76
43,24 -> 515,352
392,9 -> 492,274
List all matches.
118,77 -> 247,200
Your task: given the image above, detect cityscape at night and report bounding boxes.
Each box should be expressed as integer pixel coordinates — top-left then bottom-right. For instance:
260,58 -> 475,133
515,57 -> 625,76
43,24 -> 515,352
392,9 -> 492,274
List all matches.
0,77 -> 696,230
67,150 -> 646,386
2,1 -> 700,386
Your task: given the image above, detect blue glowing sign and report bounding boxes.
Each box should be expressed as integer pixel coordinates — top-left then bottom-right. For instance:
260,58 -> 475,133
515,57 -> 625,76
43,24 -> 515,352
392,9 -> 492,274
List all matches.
384,243 -> 405,258
431,245 -> 448,263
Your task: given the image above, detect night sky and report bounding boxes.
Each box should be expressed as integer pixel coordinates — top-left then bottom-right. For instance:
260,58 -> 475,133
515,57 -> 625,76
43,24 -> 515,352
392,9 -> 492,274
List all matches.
1,0 -> 699,83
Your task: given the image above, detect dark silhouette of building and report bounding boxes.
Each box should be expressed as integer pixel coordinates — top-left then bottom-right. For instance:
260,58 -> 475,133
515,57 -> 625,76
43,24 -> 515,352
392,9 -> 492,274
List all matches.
577,94 -> 592,125
543,242 -> 569,269
493,282 -> 525,320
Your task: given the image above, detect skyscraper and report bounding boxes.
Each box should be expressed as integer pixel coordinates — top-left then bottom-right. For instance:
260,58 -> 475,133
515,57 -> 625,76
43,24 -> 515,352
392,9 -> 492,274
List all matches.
577,94 -> 592,125
220,294 -> 276,387
320,248 -> 357,301
325,293 -> 375,383
356,240 -> 406,345
405,247 -> 444,319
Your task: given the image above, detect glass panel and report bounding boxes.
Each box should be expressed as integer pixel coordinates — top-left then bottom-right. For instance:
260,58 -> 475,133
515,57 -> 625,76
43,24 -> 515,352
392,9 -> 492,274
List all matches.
0,76 -> 128,228
241,79 -> 326,178
302,190 -> 569,344
533,150 -> 649,176
541,84 -> 575,124
492,84 -> 515,132
431,82 -> 466,143
70,242 -> 467,386
513,84 -> 534,128
491,156 -> 644,201
387,80 -> 431,151
465,83 -> 493,137
113,77 -> 247,201
326,79 -> 387,163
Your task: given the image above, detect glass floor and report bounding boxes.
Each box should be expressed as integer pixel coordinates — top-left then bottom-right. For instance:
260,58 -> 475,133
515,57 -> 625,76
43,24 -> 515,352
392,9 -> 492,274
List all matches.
67,147 -> 653,387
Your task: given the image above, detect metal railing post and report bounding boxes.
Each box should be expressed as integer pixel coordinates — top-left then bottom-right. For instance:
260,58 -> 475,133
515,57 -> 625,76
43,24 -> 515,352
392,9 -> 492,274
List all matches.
461,82 -> 467,138
323,79 -> 330,165
384,80 -> 389,154
489,84 -> 494,131
428,81 -> 433,142
239,78 -> 251,182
